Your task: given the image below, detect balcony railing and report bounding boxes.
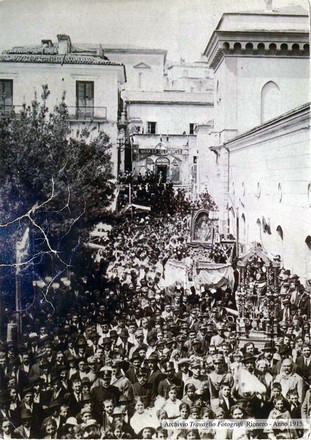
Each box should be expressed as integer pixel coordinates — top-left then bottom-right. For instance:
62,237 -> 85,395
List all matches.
67,106 -> 107,121
0,105 -> 108,122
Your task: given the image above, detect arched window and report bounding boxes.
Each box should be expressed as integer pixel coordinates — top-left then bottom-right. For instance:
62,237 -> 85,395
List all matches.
305,236 -> 311,276
276,225 -> 283,241
138,72 -> 143,89
228,206 -> 235,237
261,81 -> 281,123
276,225 -> 284,264
241,213 -> 247,244
256,218 -> 262,244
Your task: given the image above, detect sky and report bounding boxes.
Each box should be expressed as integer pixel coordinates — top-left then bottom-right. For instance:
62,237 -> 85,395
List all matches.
0,0 -> 309,62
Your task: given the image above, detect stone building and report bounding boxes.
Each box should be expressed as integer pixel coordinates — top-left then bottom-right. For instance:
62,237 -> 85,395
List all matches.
197,3 -> 310,279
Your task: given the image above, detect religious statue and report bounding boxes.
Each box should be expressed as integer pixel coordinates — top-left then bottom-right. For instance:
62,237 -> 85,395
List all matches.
194,214 -> 211,242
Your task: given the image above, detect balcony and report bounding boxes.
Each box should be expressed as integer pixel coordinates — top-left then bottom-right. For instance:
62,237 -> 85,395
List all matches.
67,106 -> 107,122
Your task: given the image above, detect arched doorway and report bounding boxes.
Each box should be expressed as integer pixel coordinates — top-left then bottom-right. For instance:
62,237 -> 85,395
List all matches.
155,157 -> 170,182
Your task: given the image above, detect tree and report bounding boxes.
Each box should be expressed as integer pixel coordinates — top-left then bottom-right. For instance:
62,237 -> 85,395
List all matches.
0,85 -> 115,300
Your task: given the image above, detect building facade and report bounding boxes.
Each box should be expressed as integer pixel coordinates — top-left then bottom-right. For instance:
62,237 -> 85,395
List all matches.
0,35 -> 126,175
197,4 -> 310,279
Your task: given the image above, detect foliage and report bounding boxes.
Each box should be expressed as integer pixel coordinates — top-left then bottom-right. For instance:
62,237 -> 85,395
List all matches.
192,190 -> 218,212
0,85 -> 115,276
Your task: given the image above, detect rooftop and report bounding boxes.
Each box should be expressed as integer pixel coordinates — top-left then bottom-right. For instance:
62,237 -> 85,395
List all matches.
0,36 -> 125,66
237,4 -> 308,15
0,53 -> 123,66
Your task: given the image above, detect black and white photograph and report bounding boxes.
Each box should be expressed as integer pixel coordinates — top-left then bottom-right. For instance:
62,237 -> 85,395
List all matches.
0,0 -> 310,438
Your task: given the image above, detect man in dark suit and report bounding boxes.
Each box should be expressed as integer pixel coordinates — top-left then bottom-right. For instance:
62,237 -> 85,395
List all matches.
296,344 -> 311,383
13,409 -> 37,439
91,367 -> 120,422
64,377 -> 83,417
7,356 -> 29,396
146,353 -> 165,404
158,362 -> 184,400
210,383 -> 235,417
20,387 -> 43,437
257,341 -> 279,377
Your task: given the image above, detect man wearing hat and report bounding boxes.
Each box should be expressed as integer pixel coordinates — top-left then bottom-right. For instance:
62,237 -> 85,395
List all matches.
176,358 -> 192,384
111,406 -> 136,438
158,362 -> 183,400
20,385 -> 44,428
210,323 -> 227,348
83,418 -> 101,439
63,337 -> 78,361
41,401 -> 69,438
116,328 -> 134,354
128,329 -> 150,359
184,359 -> 205,391
7,356 -> 29,396
111,359 -> 133,400
70,357 -> 93,383
91,367 -> 120,417
97,336 -> 112,361
13,408 -> 36,439
132,367 -> 153,408
258,341 -> 278,376
146,352 -> 165,403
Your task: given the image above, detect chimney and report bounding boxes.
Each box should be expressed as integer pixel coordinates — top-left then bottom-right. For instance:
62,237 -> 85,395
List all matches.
41,39 -> 53,48
57,34 -> 71,55
265,0 -> 273,11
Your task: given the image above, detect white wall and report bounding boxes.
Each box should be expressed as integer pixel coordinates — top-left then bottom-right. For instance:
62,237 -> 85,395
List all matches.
127,101 -> 213,135
214,56 -> 309,135
0,62 -> 123,176
227,108 -> 311,280
106,51 -> 165,92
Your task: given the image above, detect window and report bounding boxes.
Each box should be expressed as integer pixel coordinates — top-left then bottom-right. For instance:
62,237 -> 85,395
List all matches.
189,123 -> 196,135
261,81 -> 281,123
138,72 -> 143,89
76,81 -> 94,119
0,79 -> 13,115
147,121 -> 156,134
171,159 -> 180,183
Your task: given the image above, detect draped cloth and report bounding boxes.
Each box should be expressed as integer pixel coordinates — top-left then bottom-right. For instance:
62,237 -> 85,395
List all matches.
196,263 -> 234,289
164,259 -> 188,287
164,259 -> 234,289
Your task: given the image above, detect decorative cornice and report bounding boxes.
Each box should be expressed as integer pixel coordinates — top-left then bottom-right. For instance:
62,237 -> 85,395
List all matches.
205,30 -> 309,71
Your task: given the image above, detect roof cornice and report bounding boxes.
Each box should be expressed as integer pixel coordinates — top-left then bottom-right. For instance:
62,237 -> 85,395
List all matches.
204,29 -> 309,70
0,53 -> 124,66
224,102 -> 310,149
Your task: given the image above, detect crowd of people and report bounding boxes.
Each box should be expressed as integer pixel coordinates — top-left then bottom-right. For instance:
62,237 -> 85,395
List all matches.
0,210 -> 310,439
